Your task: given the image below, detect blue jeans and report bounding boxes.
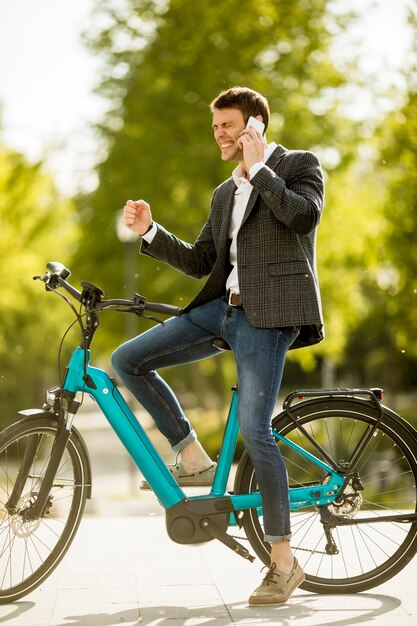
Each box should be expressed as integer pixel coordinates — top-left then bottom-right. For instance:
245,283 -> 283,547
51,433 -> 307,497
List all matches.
111,298 -> 299,542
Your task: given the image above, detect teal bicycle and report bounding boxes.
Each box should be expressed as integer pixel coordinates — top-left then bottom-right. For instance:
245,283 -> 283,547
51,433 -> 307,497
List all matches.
2,261 -> 417,603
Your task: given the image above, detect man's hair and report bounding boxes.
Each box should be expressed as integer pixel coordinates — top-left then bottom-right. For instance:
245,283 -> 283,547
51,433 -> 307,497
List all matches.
210,86 -> 270,132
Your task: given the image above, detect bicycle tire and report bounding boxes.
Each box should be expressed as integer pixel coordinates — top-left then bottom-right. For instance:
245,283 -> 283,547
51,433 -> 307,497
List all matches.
235,397 -> 417,593
0,416 -> 89,603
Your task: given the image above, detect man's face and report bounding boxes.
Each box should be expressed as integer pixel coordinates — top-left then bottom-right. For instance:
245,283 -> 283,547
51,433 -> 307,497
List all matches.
212,107 -> 246,162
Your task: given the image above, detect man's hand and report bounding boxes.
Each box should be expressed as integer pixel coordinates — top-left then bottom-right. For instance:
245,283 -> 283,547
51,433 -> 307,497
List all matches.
123,199 -> 152,235
237,126 -> 267,173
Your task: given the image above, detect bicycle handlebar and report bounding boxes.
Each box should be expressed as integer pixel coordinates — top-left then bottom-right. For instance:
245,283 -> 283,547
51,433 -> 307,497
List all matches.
35,261 -> 183,318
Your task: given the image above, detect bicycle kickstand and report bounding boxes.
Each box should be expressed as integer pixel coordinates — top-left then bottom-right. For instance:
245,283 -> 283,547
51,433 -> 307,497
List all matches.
200,518 -> 256,562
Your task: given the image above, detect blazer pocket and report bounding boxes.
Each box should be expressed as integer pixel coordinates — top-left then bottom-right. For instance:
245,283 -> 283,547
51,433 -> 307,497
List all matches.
267,261 -> 310,277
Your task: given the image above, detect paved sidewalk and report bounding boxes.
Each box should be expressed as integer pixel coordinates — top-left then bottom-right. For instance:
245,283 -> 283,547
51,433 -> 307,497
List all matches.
2,514 -> 417,626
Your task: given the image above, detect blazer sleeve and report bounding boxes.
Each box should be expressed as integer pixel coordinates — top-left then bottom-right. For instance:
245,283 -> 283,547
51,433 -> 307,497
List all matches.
140,215 -> 217,279
250,150 -> 324,235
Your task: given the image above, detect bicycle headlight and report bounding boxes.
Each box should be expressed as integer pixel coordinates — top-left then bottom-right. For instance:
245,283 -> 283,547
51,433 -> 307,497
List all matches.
45,386 -> 61,408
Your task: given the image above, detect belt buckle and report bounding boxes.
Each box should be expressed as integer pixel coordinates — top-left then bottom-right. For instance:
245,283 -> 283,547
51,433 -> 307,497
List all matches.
228,291 -> 242,307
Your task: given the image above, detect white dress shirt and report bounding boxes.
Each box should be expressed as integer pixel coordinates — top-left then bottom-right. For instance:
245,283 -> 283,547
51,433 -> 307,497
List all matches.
226,142 -> 277,293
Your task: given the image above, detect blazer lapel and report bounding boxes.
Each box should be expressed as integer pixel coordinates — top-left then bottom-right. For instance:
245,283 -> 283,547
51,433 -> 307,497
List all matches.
241,144 -> 288,226
218,178 -> 236,244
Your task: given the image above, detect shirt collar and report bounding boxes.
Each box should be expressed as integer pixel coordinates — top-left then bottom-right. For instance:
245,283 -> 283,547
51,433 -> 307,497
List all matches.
232,141 -> 278,187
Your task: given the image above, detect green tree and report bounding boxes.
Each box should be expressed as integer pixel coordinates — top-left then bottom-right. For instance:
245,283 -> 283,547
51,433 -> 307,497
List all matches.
0,144 -> 79,427
340,88 -> 417,396
329,12 -> 417,399
379,90 -> 417,358
310,157 -> 389,371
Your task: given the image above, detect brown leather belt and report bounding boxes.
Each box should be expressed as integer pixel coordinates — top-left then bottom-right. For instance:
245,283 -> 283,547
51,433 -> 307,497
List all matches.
227,291 -> 243,307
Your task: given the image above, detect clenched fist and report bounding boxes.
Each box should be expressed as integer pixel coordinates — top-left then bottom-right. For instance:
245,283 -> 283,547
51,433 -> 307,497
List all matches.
122,199 -> 152,235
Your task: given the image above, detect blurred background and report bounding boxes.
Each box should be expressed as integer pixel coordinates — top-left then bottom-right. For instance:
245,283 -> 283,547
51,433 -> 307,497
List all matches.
0,0 -> 416,509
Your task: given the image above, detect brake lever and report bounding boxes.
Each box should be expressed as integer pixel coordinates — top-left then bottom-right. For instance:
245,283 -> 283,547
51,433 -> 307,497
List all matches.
33,273 -> 58,290
130,293 -> 164,325
137,312 -> 165,326
33,274 -> 49,284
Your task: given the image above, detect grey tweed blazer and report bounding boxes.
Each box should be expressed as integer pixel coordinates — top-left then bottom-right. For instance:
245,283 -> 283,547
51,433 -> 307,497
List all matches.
141,144 -> 324,350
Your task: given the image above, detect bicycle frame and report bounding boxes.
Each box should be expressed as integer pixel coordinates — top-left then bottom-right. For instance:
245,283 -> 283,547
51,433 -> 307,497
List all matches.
63,346 -> 345,515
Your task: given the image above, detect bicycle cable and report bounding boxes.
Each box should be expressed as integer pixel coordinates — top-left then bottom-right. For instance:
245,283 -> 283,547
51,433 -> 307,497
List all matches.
57,316 -> 81,387
48,288 -> 88,389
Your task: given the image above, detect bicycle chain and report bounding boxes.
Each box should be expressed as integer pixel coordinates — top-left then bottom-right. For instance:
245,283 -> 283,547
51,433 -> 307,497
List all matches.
229,533 -> 328,556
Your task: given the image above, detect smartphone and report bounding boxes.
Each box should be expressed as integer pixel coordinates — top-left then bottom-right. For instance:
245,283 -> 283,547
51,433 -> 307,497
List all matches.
246,115 -> 265,134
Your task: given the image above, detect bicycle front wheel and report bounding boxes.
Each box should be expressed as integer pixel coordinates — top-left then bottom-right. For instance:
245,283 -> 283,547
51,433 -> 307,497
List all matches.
0,416 -> 89,603
236,398 -> 417,593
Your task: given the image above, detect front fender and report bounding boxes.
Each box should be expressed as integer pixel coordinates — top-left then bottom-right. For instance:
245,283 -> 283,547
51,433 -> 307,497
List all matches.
19,408 -> 55,417
17,408 -> 93,499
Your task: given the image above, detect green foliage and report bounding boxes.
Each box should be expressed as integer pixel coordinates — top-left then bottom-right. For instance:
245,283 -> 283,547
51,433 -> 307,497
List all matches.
341,87 -> 417,392
378,90 -> 417,357
328,12 -> 417,392
314,159 -> 389,362
0,145 -> 79,427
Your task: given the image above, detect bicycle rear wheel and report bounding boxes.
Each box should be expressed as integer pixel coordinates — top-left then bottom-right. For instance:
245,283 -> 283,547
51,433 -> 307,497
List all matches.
0,416 -> 89,603
236,398 -> 417,593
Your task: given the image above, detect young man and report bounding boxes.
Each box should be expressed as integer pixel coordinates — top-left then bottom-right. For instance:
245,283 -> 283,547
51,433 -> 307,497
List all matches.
112,86 -> 324,605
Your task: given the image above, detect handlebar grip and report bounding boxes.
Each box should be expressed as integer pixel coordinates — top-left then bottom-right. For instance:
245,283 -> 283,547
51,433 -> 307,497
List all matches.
145,302 -> 183,317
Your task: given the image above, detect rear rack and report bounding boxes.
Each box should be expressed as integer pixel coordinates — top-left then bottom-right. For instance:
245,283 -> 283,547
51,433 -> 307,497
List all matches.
283,387 -> 384,411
